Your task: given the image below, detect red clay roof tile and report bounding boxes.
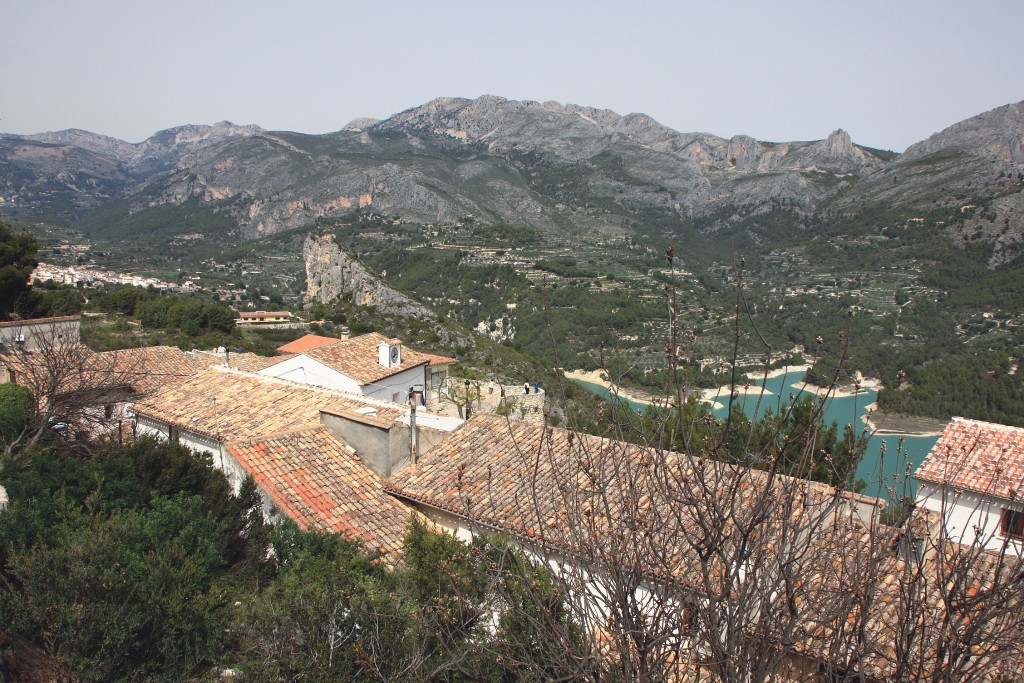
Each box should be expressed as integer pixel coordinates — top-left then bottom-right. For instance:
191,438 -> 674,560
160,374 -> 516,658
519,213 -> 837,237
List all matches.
915,417 -> 1024,500
303,332 -> 431,385
276,334 -> 342,354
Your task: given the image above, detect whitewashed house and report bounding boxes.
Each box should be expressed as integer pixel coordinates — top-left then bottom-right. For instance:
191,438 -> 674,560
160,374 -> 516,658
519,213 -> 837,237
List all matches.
914,417 -> 1024,554
257,332 -> 453,406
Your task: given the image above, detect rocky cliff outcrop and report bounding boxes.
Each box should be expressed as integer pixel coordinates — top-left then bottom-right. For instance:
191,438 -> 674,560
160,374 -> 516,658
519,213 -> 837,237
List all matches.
900,102 -> 1024,166
303,234 -> 436,320
833,101 -> 1024,215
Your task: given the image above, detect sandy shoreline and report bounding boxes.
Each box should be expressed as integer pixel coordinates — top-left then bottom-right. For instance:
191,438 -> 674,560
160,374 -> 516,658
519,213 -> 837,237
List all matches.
696,364 -> 814,410
861,403 -> 945,437
563,369 -> 661,407
795,371 -> 881,400
565,364 -> 815,411
565,366 -> 943,437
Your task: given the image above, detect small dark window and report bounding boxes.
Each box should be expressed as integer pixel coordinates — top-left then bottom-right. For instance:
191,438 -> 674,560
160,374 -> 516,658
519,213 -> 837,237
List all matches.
1001,509 -> 1024,539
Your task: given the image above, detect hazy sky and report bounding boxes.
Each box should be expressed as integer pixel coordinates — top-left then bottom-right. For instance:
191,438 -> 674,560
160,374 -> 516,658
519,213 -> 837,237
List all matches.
3,0 -> 1022,151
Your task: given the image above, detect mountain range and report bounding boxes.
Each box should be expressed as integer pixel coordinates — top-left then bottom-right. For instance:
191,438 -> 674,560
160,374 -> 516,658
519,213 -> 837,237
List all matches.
1,96 -> 1022,263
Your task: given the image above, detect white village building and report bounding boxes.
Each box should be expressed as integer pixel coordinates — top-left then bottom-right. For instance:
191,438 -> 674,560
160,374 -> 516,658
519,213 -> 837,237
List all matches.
258,332 -> 454,406
914,417 -> 1024,554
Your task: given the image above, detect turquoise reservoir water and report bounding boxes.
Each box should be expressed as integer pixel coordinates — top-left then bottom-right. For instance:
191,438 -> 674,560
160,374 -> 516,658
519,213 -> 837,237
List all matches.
571,372 -> 938,500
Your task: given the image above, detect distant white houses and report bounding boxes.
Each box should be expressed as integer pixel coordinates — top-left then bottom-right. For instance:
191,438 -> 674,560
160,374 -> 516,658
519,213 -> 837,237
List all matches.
915,417 -> 1024,554
32,262 -> 173,289
236,310 -> 292,324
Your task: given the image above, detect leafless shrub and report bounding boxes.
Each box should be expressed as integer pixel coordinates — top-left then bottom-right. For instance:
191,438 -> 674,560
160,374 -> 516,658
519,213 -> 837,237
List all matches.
434,252 -> 1024,682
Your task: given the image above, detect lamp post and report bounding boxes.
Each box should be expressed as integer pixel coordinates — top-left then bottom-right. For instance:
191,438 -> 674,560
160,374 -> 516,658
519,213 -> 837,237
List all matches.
464,379 -> 471,420
408,386 -> 417,466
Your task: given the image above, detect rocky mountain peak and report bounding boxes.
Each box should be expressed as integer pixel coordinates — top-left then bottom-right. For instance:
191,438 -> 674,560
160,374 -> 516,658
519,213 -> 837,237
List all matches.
342,117 -> 380,132
7,94 -> 1020,252
726,135 -> 764,170
775,127 -> 885,174
826,129 -> 853,156
900,100 -> 1024,166
146,122 -> 262,149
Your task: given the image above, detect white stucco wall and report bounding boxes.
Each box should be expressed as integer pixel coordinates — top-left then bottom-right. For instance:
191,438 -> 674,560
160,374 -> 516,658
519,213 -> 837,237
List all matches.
409,500 -> 661,624
258,355 -> 429,405
917,481 -> 1024,554
136,414 -> 247,493
136,415 -> 170,441
361,364 -> 429,404
257,355 -> 362,394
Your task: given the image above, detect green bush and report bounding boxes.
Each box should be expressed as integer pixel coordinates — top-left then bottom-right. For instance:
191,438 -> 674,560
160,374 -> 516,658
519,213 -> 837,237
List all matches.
0,383 -> 33,445
0,438 -> 272,680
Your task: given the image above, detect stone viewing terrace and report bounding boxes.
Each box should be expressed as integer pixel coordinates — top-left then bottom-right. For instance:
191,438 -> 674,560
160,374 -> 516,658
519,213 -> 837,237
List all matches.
433,379 -> 546,425
499,382 -> 546,425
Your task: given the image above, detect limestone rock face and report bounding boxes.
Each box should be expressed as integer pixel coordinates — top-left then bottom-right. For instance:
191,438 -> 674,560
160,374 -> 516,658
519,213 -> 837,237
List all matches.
726,135 -> 764,171
831,129 -> 854,153
901,101 -> 1024,164
19,121 -> 263,176
834,101 -> 1024,216
3,96 -> 1023,252
303,234 -> 436,321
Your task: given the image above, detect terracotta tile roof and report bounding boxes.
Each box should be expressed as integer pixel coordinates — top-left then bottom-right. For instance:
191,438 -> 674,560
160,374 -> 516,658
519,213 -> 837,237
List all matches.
133,366 -> 405,442
385,414 -> 849,581
915,417 -> 1024,500
2,344 -> 195,398
303,332 -> 431,385
226,426 -> 412,557
91,346 -> 202,395
0,315 -> 80,329
421,352 -> 457,366
227,352 -> 293,372
388,415 -> 1024,680
276,334 -> 341,354
191,349 -> 292,372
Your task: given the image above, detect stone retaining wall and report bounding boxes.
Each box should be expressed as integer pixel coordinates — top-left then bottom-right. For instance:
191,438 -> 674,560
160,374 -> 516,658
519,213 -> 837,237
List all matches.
499,384 -> 546,425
